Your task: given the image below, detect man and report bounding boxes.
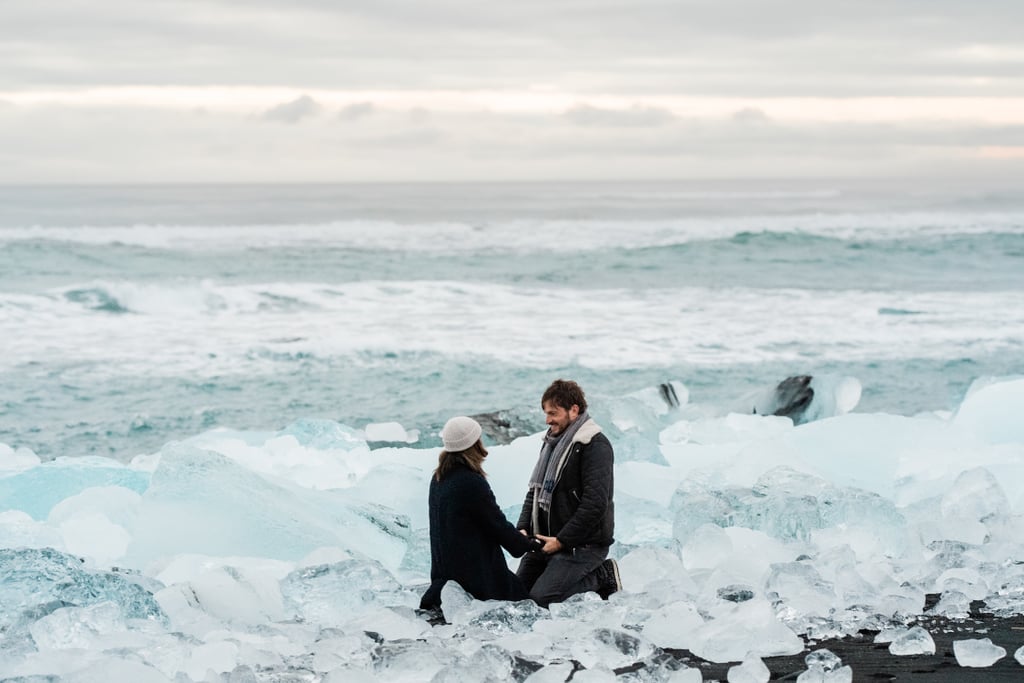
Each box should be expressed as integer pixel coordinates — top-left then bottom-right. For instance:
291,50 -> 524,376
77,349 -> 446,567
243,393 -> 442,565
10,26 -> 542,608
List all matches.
516,379 -> 621,606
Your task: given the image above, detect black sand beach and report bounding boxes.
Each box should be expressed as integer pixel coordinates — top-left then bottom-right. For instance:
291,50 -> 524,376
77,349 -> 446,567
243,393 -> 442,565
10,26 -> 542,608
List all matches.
626,599 -> 1024,681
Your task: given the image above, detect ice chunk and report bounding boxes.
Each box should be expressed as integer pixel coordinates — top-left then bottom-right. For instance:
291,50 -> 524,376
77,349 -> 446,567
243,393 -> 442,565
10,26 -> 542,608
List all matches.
432,643 -> 543,683
953,638 -> 1006,667
279,418 -> 367,450
625,652 -> 702,682
604,381 -> 688,434
765,562 -> 840,620
562,627 -> 655,671
796,649 -> 852,682
682,523 -> 734,570
1015,644 -> 1024,665
343,462 -> 431,529
48,487 -> 141,566
0,547 -> 164,659
160,563 -> 288,626
310,632 -> 375,673
28,601 -> 127,650
642,601 -> 704,650
468,599 -> 551,635
953,377 -> 1024,444
934,467 -> 1010,544
617,461 -> 690,508
437,580 -> 550,636
0,442 -> 40,474
731,375 -> 859,425
803,375 -> 862,423
926,590 -> 970,619
48,485 -> 142,528
728,653 -> 770,683
662,412 -> 791,448
688,599 -> 803,663
672,468 -> 906,551
522,662 -> 581,682
0,509 -> 64,550
281,558 -> 407,628
58,512 -> 132,567
183,640 -> 240,681
364,421 -> 419,443
360,635 -> 458,681
0,456 -> 149,520
689,527 -> 792,590
614,490 -> 676,544
126,445 -> 410,571
888,626 -> 935,655
0,547 -> 165,635
345,606 -> 431,641
61,657 -> 172,683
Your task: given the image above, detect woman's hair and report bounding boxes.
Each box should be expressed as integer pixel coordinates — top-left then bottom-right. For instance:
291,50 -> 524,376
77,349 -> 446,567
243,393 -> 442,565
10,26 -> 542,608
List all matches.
434,439 -> 488,481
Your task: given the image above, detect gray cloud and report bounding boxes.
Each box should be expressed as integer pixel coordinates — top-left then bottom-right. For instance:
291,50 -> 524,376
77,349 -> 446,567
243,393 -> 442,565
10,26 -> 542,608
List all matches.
263,95 -> 322,123
2,1 -> 1024,96
564,104 -> 675,127
732,108 -> 771,123
338,102 -> 375,120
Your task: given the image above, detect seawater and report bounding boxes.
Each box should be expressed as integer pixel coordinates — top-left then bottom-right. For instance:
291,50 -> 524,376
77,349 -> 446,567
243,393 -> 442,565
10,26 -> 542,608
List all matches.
1,180 -> 1023,460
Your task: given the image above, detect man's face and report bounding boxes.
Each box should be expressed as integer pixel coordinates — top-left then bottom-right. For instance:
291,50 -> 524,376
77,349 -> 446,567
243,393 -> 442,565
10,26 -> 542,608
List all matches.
543,401 -> 579,436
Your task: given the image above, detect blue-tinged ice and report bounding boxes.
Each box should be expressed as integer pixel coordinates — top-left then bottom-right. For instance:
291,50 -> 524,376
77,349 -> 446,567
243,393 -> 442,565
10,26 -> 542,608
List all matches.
0,443 -> 40,474
0,457 -> 150,520
437,581 -> 549,636
280,558 -> 409,627
279,418 -> 368,450
0,547 -> 165,653
954,377 -> 1024,444
671,467 -> 907,551
124,445 -> 411,570
431,643 -> 542,683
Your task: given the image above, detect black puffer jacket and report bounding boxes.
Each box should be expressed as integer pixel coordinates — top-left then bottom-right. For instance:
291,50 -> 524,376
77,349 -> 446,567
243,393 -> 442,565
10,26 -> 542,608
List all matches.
420,462 -> 534,609
517,427 -> 615,550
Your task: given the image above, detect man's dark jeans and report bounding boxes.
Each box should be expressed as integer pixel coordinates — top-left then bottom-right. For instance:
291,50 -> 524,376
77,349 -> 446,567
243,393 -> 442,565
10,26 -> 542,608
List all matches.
516,545 -> 608,607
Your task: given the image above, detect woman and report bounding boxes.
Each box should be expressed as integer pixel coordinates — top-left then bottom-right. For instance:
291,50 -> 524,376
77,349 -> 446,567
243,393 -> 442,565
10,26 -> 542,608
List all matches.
420,415 -> 541,609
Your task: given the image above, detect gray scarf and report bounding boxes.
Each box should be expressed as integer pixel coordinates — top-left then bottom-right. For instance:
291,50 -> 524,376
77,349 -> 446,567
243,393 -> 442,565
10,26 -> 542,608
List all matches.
529,411 -> 589,512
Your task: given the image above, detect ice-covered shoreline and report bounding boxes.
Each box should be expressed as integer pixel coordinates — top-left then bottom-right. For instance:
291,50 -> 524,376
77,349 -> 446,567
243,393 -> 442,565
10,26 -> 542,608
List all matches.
2,376 -> 1023,680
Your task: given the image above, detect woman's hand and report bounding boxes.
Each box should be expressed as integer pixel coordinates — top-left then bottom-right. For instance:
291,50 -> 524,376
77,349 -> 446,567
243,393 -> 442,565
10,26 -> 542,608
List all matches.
534,534 -> 562,554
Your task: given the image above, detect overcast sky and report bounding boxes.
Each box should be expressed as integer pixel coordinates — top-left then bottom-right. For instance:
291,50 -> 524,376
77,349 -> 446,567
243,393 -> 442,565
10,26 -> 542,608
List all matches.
2,0 -> 1023,183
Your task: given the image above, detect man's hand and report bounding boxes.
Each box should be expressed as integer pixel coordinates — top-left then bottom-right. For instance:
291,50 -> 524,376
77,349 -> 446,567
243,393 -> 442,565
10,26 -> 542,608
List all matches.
519,529 -> 529,536
534,534 -> 562,554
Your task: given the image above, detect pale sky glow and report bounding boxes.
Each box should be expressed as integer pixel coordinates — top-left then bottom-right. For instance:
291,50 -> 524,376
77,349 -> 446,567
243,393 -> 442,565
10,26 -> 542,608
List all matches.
6,88 -> 1024,125
2,0 -> 1023,183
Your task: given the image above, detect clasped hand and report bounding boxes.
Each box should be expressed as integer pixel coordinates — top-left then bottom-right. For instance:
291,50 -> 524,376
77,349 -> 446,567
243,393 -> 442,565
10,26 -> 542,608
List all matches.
520,529 -> 562,554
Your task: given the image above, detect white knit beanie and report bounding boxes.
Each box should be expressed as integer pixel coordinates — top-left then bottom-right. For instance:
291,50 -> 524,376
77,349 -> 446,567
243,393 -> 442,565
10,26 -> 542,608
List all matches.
441,416 -> 482,452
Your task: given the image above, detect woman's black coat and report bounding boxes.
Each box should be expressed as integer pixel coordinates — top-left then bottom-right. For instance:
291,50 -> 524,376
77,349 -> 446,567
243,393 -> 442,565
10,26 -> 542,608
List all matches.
420,462 -> 534,609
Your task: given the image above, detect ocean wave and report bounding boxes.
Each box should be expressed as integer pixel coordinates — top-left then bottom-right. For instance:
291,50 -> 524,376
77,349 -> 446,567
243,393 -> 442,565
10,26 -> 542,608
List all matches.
1,210 -> 1023,252
2,280 -> 1022,378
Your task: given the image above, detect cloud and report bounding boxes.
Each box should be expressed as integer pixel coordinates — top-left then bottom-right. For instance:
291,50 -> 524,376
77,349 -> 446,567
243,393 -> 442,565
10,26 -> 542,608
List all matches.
262,95 -> 322,123
2,0 -> 1022,99
338,101 -> 375,120
733,107 -> 771,123
564,104 -> 675,127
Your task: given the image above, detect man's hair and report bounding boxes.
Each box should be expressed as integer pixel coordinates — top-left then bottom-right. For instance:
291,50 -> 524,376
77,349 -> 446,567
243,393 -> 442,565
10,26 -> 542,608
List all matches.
434,440 -> 488,481
541,379 -> 587,412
